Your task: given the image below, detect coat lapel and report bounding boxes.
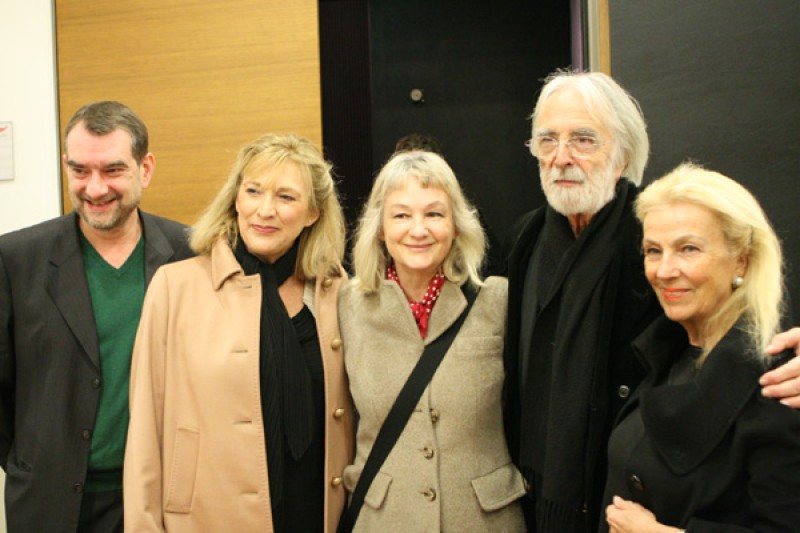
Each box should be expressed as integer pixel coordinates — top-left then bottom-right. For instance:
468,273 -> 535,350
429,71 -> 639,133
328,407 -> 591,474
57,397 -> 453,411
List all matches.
638,322 -> 763,474
379,279 -> 467,345
424,281 -> 466,344
381,281 -> 423,343
46,214 -> 101,371
141,212 -> 178,284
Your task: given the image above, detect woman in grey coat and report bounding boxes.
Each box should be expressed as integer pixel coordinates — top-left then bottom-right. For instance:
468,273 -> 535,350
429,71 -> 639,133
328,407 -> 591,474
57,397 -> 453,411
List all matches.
338,151 -> 526,532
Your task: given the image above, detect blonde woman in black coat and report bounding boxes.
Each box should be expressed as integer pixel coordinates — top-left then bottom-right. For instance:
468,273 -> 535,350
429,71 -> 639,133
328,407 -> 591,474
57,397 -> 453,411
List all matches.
602,163 -> 800,533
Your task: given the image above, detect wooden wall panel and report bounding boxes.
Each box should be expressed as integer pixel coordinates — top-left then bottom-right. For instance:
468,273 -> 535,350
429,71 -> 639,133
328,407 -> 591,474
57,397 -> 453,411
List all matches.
56,0 -> 322,224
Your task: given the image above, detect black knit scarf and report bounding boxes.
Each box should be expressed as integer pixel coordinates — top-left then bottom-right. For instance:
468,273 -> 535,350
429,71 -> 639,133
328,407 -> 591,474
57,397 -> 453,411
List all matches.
519,181 -> 635,532
233,239 -> 313,517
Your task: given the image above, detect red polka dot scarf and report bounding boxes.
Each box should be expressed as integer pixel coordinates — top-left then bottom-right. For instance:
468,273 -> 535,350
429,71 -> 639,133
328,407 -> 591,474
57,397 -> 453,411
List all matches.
386,263 -> 446,339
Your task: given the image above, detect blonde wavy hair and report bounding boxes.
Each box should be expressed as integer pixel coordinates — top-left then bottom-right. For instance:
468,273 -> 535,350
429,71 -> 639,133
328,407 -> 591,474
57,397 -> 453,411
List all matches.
351,151 -> 486,293
190,134 -> 345,279
636,162 -> 784,359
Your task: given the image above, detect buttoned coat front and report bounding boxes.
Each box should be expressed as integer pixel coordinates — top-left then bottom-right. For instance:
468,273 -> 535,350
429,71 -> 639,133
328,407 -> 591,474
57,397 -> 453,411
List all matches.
339,277 -> 526,533
124,239 -> 354,532
600,317 -> 800,532
0,211 -> 191,533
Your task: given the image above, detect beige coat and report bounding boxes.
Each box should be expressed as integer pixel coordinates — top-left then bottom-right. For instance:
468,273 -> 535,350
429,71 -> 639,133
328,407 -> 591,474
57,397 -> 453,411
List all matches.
339,277 -> 525,533
124,239 -> 354,532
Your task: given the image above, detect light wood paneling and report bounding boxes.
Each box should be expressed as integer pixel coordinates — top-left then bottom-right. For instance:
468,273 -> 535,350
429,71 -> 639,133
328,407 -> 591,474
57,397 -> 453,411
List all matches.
585,0 -> 611,74
56,0 -> 322,224
597,0 -> 611,73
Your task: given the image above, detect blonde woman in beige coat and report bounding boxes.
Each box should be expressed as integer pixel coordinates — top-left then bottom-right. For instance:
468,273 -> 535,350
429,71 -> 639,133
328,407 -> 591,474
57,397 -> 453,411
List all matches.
338,151 -> 526,532
124,135 -> 354,532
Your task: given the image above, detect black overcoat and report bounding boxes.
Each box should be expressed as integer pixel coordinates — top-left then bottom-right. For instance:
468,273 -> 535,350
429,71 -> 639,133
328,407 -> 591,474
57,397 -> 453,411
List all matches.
601,317 -> 800,532
503,181 -> 661,531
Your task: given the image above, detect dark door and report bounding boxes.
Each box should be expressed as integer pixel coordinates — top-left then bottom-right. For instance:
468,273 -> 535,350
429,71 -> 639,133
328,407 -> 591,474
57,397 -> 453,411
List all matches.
320,0 -> 573,265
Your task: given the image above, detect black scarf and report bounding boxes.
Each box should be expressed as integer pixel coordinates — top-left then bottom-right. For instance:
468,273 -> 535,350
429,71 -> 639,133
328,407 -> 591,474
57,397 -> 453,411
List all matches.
233,239 -> 313,516
519,181 -> 636,532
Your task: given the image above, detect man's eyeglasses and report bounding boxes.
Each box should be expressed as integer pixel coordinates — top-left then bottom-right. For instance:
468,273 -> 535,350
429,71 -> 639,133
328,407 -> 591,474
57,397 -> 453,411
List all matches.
525,135 -> 607,158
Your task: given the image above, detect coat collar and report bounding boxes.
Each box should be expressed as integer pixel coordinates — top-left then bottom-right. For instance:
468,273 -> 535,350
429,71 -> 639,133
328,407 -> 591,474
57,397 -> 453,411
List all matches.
48,212 -> 83,268
633,316 -> 769,473
426,279 -> 467,343
381,278 -> 467,345
208,238 -> 348,302
140,211 -> 182,283
210,238 -> 248,290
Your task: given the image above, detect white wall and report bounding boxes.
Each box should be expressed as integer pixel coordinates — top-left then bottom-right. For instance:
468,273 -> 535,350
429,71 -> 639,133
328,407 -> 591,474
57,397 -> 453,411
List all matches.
0,1 -> 60,530
0,0 -> 61,235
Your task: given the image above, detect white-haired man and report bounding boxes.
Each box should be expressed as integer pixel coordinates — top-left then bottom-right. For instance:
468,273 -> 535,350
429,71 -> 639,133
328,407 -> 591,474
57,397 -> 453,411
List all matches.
504,71 -> 800,532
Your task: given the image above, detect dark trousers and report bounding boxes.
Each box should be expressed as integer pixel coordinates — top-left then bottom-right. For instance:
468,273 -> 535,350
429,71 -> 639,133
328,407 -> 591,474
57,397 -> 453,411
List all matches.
77,489 -> 123,533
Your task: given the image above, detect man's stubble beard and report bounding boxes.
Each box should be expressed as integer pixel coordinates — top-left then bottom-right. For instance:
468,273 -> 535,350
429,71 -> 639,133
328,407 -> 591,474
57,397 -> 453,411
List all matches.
70,179 -> 142,232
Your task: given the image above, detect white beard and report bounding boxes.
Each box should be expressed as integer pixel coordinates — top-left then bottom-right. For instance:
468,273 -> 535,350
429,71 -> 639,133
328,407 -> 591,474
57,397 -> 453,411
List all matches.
540,164 -> 618,217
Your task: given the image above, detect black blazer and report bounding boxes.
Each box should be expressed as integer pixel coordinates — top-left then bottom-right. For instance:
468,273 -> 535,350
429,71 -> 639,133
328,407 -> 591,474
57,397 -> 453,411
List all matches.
0,211 -> 192,532
602,317 -> 800,532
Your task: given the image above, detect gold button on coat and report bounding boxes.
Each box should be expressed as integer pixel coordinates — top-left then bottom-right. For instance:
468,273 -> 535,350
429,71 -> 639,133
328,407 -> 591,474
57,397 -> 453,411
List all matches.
422,446 -> 434,459
333,408 -> 345,419
422,488 -> 436,501
322,278 -> 333,289
331,476 -> 342,487
429,409 -> 440,423
330,338 -> 342,350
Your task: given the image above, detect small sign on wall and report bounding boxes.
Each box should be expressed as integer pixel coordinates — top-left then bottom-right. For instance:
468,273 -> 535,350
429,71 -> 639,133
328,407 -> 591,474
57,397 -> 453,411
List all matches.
0,122 -> 13,181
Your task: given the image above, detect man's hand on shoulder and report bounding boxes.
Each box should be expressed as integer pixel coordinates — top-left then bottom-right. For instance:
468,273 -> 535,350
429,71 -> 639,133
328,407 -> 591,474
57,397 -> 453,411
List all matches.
761,327 -> 800,408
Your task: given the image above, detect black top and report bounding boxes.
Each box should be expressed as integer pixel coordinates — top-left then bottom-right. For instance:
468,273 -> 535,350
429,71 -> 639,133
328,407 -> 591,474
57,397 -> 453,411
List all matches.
279,305 -> 325,532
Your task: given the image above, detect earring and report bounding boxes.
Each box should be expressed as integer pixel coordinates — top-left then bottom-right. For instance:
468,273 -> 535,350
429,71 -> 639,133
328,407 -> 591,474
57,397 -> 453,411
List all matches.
732,276 -> 744,289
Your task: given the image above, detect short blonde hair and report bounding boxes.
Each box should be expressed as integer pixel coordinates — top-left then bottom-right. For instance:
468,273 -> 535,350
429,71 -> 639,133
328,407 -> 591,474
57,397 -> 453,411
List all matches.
636,162 -> 784,358
190,134 -> 345,279
351,151 -> 485,293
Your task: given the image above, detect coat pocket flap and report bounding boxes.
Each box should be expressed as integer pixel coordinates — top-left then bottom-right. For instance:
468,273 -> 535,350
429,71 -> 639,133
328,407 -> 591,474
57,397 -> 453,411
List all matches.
165,427 -> 200,514
343,465 -> 393,510
364,471 -> 392,509
470,462 -> 526,512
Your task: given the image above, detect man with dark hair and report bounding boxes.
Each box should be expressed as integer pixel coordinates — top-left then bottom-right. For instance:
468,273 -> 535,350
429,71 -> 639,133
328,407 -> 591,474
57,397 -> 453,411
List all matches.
394,132 -> 445,155
504,71 -> 800,532
0,101 -> 192,532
